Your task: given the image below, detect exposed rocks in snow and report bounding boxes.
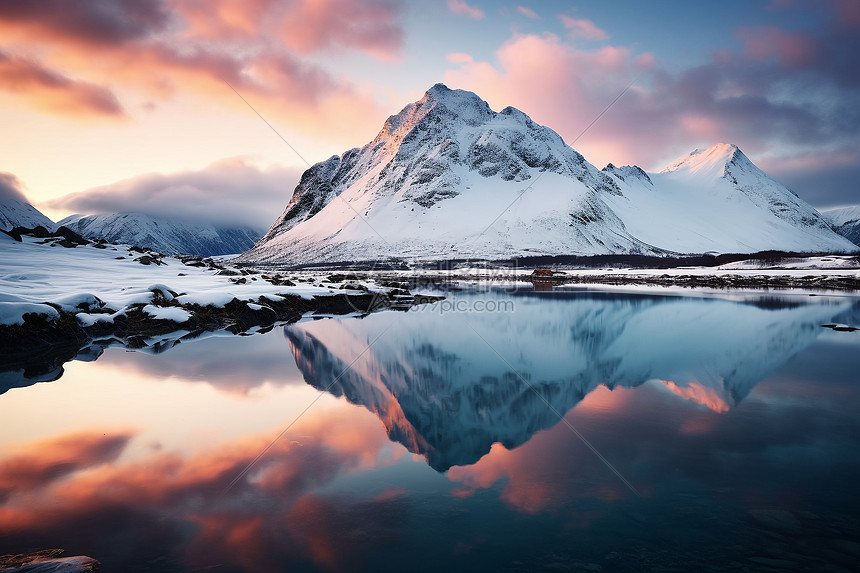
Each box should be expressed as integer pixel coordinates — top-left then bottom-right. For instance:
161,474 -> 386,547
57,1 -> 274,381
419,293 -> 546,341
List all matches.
3,226 -> 89,247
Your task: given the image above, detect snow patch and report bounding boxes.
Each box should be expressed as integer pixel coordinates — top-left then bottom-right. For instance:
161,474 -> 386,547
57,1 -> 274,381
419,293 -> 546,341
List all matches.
0,302 -> 60,326
142,305 -> 192,322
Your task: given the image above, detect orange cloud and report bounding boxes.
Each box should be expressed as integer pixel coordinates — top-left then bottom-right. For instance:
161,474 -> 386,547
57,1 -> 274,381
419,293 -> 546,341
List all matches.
0,430 -> 133,500
0,50 -> 124,119
659,380 -> 731,413
0,0 -> 397,141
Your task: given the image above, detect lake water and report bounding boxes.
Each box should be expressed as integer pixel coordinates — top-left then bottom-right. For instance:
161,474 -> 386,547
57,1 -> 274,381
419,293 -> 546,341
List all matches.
1,287 -> 859,572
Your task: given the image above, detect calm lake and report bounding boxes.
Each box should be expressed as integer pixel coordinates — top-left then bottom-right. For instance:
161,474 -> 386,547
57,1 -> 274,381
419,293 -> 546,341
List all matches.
1,286 -> 859,572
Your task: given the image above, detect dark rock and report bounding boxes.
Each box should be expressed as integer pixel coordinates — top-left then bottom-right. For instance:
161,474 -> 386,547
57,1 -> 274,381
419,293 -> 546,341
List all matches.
1,229 -> 21,242
54,226 -> 89,245
266,276 -> 296,286
327,273 -> 361,283
134,255 -> 163,266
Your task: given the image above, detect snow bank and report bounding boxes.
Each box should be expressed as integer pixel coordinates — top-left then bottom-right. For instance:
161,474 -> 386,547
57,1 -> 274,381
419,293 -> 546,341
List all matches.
0,302 -> 59,326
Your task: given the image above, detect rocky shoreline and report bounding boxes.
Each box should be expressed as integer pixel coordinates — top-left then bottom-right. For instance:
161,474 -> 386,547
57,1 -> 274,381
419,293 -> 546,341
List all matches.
0,280 -> 442,394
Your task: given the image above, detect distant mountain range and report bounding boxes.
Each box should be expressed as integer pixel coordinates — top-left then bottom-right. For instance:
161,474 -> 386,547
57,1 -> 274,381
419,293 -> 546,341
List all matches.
822,206 -> 860,246
237,83 -> 856,265
58,213 -> 264,257
1,193 -> 264,256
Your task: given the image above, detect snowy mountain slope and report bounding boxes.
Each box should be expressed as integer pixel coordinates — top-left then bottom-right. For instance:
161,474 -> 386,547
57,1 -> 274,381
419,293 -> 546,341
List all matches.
240,84 -> 855,265
0,198 -> 55,231
600,143 -> 855,254
240,83 -> 654,264
822,206 -> 860,246
285,290 -> 852,470
59,212 -> 264,257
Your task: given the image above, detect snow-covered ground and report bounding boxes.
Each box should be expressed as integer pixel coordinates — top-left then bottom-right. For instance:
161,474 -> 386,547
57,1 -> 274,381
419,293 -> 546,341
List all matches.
0,234 -> 360,327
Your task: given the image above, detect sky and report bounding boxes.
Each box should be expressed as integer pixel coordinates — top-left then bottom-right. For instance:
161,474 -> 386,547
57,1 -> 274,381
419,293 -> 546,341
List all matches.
0,0 -> 858,227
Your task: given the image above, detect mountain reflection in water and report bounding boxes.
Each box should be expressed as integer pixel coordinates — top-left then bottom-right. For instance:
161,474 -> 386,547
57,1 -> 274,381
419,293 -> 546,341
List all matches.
285,289 -> 854,470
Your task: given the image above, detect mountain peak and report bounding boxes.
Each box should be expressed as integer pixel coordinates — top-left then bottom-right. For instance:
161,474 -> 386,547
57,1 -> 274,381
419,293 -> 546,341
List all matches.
425,82 -> 452,98
660,143 -> 753,178
420,83 -> 492,119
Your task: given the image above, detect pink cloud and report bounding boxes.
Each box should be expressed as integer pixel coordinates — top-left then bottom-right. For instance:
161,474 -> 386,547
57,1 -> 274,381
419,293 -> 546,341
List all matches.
444,33 -> 653,167
446,52 -> 474,64
277,0 -> 404,60
737,26 -> 819,68
834,0 -> 860,28
516,5 -> 539,19
558,15 -> 609,41
448,0 -> 484,20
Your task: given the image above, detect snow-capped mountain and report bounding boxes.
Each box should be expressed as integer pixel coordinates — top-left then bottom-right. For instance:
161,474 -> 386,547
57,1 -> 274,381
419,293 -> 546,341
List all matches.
0,197 -> 55,231
285,290 -> 853,471
238,84 -> 854,265
822,206 -> 860,246
58,212 -> 264,257
602,143 -> 852,254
